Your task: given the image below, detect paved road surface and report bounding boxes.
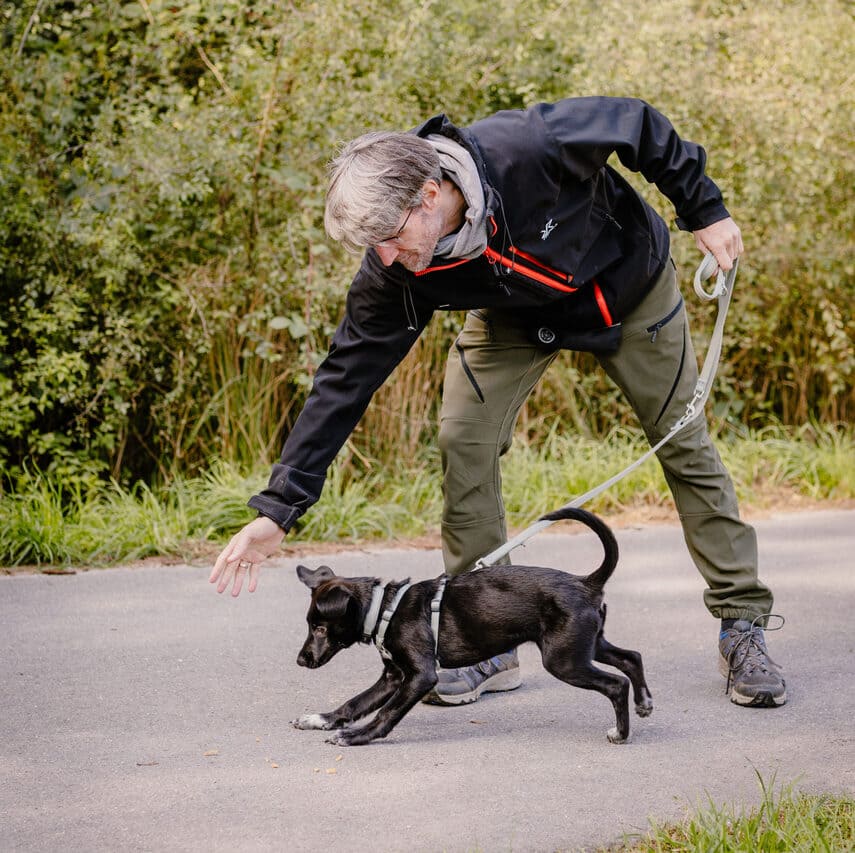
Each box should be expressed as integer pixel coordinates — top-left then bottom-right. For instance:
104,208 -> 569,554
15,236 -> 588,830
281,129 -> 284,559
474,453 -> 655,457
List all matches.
2,509 -> 853,852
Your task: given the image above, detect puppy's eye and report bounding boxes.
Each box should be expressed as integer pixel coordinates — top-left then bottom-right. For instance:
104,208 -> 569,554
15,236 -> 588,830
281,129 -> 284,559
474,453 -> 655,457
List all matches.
313,625 -> 328,637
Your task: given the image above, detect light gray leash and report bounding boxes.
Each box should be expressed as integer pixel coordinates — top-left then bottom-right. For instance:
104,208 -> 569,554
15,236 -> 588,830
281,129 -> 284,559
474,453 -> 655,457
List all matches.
475,253 -> 738,569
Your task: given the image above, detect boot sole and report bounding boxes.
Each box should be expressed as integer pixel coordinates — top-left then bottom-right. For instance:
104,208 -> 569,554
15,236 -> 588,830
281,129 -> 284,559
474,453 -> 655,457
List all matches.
423,667 -> 522,706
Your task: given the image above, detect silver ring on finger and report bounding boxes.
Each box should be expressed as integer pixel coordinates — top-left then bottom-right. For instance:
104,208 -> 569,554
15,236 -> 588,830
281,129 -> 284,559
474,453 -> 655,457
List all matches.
237,560 -> 252,570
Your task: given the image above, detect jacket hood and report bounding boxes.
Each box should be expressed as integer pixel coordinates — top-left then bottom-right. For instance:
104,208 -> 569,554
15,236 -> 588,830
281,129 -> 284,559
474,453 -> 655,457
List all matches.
413,114 -> 499,221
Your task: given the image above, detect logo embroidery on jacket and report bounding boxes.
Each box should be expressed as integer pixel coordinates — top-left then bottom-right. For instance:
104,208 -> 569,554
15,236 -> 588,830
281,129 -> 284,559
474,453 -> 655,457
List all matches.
540,219 -> 557,240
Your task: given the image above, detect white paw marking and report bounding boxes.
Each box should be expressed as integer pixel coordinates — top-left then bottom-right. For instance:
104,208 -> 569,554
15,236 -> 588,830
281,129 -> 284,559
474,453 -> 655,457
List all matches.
607,726 -> 631,744
294,713 -> 328,730
636,700 -> 654,718
325,731 -> 351,746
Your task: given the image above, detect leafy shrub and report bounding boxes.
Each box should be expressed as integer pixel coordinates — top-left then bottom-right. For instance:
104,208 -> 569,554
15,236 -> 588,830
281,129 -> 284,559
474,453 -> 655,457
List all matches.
1,0 -> 852,488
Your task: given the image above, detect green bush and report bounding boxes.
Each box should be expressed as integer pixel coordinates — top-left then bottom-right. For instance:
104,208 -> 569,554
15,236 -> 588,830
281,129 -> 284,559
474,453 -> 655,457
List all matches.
1,0 -> 852,487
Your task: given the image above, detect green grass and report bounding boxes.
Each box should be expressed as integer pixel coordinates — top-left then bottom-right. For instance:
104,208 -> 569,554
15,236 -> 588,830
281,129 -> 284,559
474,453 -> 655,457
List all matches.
1,423 -> 852,568
601,774 -> 855,853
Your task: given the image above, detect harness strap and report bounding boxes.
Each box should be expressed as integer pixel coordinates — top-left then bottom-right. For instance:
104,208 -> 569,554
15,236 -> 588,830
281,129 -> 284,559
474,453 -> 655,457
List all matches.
430,576 -> 448,659
475,254 -> 737,569
361,581 -> 389,644
375,582 -> 412,658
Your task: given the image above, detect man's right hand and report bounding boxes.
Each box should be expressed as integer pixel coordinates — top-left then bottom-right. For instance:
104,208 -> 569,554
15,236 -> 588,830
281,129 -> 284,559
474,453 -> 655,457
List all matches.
692,216 -> 743,272
209,516 -> 285,597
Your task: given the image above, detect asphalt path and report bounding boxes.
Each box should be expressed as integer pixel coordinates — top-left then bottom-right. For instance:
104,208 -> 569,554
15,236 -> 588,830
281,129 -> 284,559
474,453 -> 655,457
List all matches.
2,509 -> 853,852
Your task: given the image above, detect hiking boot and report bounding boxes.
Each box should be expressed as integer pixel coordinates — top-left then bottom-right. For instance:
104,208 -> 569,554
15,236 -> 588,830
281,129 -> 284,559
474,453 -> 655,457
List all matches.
718,617 -> 786,707
423,649 -> 522,706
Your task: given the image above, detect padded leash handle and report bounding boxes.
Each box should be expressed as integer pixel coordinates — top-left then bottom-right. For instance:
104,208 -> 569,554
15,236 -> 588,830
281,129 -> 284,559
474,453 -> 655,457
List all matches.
694,252 -> 730,301
474,254 -> 738,569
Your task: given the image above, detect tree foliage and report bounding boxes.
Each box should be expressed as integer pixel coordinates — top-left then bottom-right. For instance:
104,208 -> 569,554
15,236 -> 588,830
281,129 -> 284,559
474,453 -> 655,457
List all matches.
1,0 -> 852,485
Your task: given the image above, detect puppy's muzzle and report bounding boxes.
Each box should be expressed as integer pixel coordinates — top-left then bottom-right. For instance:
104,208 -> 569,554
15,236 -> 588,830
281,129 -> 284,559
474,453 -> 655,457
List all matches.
297,649 -> 320,668
298,639 -> 339,669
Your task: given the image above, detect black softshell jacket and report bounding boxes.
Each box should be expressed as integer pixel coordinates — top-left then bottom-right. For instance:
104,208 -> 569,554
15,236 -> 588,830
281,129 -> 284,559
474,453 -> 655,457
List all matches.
249,97 -> 730,530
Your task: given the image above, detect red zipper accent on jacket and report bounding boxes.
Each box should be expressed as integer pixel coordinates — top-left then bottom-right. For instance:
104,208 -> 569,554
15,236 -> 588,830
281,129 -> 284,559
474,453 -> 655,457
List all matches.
483,247 -> 578,293
415,259 -> 471,276
508,246 -> 574,286
416,217 -> 500,277
593,281 -> 613,326
414,218 -> 580,298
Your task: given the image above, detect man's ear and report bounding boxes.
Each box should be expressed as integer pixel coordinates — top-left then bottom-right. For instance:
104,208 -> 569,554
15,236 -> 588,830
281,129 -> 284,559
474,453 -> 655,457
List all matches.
420,178 -> 442,211
296,564 -> 336,589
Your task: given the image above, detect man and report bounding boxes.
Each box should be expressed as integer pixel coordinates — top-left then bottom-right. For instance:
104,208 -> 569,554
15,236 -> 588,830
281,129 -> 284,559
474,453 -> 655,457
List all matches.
210,97 -> 786,709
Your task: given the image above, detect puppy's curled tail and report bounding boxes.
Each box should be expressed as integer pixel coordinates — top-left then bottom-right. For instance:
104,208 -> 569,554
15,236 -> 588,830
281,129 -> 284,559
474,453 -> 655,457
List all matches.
537,506 -> 618,589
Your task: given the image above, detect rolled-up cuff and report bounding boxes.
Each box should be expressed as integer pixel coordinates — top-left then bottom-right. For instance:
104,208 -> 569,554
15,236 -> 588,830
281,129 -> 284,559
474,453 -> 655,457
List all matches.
247,495 -> 302,532
246,462 -> 327,532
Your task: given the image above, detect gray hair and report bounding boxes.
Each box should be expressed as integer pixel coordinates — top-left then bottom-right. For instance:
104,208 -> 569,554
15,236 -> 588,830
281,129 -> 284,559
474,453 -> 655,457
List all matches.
324,131 -> 442,252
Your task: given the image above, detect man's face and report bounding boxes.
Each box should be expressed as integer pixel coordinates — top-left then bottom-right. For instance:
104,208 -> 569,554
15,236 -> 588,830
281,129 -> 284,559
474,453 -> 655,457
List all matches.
372,198 -> 445,272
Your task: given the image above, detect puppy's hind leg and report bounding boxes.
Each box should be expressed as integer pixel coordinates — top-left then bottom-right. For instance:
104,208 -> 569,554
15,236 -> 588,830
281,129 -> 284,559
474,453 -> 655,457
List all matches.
595,635 -> 653,718
541,642 -> 633,744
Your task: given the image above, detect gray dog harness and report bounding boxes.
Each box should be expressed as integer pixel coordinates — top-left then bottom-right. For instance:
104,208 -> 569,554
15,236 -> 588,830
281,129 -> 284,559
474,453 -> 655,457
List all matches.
361,577 -> 448,661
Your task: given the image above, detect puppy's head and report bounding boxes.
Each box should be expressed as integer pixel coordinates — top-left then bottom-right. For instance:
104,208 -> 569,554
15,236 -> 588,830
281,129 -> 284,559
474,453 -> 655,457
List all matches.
296,564 -> 364,668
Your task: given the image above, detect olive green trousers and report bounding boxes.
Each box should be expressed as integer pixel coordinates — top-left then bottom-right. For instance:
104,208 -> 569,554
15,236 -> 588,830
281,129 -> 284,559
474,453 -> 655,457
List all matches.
438,260 -> 773,621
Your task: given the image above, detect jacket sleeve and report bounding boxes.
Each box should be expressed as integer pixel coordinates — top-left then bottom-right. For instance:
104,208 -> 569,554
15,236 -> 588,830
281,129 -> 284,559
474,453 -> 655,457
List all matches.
540,97 -> 730,231
247,255 -> 431,531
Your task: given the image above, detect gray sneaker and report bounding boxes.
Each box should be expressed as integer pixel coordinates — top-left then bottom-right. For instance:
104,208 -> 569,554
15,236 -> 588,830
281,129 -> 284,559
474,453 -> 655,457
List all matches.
718,617 -> 786,707
423,649 -> 522,706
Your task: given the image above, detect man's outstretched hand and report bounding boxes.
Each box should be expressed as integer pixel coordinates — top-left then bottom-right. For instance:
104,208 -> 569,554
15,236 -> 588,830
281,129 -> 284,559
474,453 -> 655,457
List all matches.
209,516 -> 285,597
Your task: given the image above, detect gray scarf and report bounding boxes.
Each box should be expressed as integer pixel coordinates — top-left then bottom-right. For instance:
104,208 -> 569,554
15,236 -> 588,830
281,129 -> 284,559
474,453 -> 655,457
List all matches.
427,135 -> 488,260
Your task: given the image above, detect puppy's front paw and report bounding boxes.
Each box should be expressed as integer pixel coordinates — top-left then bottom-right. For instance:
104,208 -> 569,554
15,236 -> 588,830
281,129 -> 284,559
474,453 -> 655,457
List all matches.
325,728 -> 373,747
607,726 -> 631,744
325,729 -> 355,747
635,691 -> 654,718
291,713 -> 333,731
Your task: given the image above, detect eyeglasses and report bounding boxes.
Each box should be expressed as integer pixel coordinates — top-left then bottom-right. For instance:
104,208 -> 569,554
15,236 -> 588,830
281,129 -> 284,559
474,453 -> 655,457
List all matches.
376,206 -> 416,246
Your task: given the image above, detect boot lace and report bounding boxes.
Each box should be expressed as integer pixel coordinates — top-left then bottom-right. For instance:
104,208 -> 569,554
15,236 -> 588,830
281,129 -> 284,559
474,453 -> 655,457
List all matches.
723,614 -> 785,695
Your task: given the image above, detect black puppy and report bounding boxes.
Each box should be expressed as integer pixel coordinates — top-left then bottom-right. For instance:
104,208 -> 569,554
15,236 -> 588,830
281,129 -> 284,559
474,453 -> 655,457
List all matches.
292,507 -> 652,746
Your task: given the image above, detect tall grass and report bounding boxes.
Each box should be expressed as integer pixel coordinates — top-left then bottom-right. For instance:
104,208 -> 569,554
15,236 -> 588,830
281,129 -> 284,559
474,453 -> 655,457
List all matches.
0,464 -> 258,567
605,773 -> 855,852
1,424 -> 851,569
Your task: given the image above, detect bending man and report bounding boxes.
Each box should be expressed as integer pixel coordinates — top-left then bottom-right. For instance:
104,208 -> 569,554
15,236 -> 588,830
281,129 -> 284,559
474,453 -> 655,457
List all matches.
210,97 -> 785,709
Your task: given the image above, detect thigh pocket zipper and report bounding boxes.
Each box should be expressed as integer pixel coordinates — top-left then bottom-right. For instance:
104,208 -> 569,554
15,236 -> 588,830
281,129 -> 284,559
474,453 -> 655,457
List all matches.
646,295 -> 684,343
455,341 -> 485,403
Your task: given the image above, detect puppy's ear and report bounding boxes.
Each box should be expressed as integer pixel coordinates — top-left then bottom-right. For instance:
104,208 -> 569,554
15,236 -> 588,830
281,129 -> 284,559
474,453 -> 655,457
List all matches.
296,564 -> 336,589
